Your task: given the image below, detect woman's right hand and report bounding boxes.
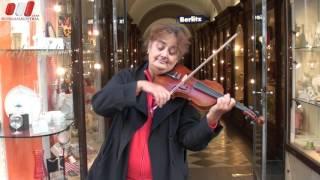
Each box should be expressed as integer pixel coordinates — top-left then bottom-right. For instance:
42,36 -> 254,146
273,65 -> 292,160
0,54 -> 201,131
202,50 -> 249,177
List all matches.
136,80 -> 171,108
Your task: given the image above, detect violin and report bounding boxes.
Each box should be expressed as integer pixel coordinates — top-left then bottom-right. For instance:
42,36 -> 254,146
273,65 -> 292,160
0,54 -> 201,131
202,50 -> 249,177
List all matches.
154,64 -> 263,125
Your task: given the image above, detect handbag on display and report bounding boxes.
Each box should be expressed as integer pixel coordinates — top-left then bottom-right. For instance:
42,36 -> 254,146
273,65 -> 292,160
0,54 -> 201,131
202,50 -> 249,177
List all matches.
46,156 -> 65,180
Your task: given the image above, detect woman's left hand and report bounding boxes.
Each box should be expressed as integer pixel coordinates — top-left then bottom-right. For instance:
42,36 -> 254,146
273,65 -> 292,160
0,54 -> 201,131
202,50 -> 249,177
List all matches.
206,93 -> 236,125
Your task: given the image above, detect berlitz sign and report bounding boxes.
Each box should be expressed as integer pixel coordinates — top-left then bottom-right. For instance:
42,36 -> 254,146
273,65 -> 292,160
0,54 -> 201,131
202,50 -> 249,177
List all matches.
177,15 -> 208,24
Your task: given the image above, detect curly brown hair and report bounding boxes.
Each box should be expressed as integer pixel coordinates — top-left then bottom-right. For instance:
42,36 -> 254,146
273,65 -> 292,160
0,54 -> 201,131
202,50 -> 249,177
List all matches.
143,24 -> 191,58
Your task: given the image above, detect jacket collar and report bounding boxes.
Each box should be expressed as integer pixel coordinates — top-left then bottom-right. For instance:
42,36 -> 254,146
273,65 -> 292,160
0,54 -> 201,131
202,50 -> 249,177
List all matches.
133,61 -> 149,116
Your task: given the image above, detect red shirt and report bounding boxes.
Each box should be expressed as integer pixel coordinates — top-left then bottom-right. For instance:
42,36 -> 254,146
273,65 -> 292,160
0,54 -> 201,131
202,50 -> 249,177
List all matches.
127,69 -> 154,180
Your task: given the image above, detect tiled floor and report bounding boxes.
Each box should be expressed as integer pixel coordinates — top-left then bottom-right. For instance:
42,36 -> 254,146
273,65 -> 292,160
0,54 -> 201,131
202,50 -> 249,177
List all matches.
188,121 -> 255,180
68,120 -> 258,180
188,130 -> 251,168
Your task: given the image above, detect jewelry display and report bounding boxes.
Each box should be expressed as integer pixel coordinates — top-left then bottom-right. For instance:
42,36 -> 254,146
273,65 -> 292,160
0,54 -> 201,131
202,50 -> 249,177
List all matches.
295,24 -> 308,48
291,0 -> 320,167
313,22 -> 320,47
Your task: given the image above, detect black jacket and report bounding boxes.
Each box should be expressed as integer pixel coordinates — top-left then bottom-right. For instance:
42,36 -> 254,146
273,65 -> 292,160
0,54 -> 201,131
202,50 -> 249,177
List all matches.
87,62 -> 223,180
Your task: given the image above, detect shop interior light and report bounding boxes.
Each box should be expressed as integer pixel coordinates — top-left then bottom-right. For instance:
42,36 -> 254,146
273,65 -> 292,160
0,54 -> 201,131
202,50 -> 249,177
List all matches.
93,29 -> 100,36
296,101 -> 302,109
94,63 -> 101,70
234,44 -> 240,52
56,67 -> 66,76
293,60 -> 301,69
53,4 -> 62,13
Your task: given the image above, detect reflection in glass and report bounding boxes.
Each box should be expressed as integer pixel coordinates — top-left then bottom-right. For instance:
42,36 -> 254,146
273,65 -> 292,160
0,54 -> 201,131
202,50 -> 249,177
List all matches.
234,25 -> 244,102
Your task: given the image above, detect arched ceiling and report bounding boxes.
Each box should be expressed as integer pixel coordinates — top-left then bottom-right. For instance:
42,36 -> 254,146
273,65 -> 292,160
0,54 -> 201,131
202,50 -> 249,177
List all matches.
138,4 -> 195,33
129,0 -> 217,25
119,0 -> 241,33
144,18 -> 192,38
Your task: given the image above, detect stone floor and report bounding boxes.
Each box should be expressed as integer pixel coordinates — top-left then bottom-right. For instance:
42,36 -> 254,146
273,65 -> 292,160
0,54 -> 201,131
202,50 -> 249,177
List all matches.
67,119 -> 284,180
188,121 -> 254,180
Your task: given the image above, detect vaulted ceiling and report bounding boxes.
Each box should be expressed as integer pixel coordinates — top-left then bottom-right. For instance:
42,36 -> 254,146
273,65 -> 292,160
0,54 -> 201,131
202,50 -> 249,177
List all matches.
117,0 -> 240,33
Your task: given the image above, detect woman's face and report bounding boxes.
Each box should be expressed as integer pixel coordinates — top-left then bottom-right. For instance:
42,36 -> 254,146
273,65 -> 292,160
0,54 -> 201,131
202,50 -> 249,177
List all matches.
147,33 -> 180,77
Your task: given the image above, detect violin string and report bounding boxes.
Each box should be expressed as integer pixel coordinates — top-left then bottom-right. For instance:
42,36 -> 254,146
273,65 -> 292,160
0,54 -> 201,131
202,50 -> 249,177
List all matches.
194,81 -> 254,114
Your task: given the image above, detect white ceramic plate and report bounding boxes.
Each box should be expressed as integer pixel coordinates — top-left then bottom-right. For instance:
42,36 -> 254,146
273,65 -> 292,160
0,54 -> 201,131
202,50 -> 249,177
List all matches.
4,85 -> 41,124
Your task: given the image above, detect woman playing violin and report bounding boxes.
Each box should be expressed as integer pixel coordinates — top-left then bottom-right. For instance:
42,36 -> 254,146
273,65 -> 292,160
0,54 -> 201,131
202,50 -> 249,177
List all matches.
87,23 -> 236,180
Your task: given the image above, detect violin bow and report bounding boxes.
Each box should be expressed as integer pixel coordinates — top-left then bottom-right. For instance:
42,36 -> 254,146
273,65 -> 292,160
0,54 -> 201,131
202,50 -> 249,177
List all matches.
169,32 -> 239,95
152,31 -> 239,111
154,28 -> 264,125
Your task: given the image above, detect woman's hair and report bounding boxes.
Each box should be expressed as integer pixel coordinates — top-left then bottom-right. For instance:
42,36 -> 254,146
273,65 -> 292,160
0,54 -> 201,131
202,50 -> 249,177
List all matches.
143,24 -> 191,57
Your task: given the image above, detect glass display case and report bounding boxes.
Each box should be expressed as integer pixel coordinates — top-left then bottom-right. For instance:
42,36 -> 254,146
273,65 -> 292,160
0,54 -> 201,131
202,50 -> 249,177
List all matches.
0,0 -> 79,179
289,0 -> 320,165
